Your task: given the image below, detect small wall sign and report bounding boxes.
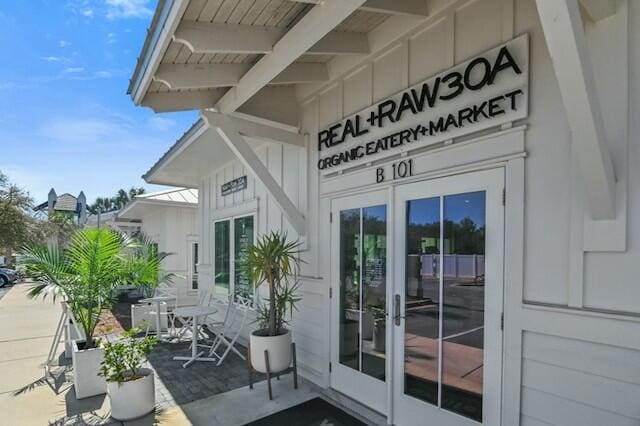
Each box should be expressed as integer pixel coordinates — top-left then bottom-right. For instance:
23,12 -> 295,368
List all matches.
221,176 -> 247,196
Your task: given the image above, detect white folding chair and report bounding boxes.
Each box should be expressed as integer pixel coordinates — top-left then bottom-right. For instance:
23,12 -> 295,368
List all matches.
204,295 -> 251,366
144,284 -> 179,337
174,287 -> 213,341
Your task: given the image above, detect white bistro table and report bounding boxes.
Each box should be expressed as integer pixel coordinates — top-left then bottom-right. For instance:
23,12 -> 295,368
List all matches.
172,305 -> 218,368
139,295 -> 176,341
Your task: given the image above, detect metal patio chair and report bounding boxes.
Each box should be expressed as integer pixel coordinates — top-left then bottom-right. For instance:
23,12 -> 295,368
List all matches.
174,286 -> 214,342
203,294 -> 251,366
144,283 -> 179,338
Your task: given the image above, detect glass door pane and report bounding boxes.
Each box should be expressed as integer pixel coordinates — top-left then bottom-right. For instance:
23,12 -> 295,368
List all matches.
404,197 -> 441,404
362,205 -> 387,380
339,208 -> 360,371
214,221 -> 230,294
442,192 -> 485,421
403,191 -> 486,422
233,216 -> 254,300
339,205 -> 387,381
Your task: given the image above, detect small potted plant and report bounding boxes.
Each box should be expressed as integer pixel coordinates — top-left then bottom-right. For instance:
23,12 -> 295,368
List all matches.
245,232 -> 302,374
99,326 -> 157,421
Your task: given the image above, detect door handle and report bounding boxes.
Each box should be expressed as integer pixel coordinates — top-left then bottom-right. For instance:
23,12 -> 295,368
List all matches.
394,294 -> 405,326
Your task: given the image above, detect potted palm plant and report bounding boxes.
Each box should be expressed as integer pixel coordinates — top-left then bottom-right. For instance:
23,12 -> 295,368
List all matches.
99,326 -> 157,421
21,228 -> 128,398
245,232 -> 302,374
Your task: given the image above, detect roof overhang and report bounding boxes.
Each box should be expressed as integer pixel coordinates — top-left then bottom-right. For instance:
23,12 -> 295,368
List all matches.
119,197 -> 197,221
127,0 -> 438,123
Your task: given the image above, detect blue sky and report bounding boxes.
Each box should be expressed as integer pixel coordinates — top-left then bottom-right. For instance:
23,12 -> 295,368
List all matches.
0,0 -> 197,204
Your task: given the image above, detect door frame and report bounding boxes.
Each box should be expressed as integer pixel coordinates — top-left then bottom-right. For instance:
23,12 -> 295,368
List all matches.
329,189 -> 390,415
391,167 -> 505,426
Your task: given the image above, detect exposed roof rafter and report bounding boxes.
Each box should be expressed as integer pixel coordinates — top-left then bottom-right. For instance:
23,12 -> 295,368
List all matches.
216,0 -> 368,116
154,62 -> 329,91
288,0 -> 429,16
173,20 -> 369,56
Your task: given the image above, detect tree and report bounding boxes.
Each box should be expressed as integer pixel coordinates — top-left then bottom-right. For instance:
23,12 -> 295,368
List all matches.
87,187 -> 146,214
0,171 -> 34,265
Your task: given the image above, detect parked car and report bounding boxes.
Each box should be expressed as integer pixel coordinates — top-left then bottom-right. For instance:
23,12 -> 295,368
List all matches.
0,267 -> 18,287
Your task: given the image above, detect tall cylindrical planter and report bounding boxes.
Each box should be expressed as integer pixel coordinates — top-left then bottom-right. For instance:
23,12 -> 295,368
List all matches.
72,340 -> 106,399
108,368 -> 155,421
250,329 -> 292,373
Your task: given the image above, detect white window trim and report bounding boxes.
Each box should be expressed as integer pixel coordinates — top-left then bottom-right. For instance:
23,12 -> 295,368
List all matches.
187,236 -> 199,292
212,212 -> 257,304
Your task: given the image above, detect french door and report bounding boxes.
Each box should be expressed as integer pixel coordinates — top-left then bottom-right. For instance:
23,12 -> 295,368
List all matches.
330,190 -> 389,414
330,169 -> 504,425
392,168 -> 504,426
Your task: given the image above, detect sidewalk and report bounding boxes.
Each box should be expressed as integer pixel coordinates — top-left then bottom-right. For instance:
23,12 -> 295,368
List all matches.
0,284 -> 321,426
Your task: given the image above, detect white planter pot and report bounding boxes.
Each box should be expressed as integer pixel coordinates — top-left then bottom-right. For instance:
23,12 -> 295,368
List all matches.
72,340 -> 106,399
108,368 -> 155,421
250,329 -> 292,374
64,321 -> 84,359
131,304 -> 167,331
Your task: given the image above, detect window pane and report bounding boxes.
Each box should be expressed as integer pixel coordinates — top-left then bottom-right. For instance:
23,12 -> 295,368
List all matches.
404,197 -> 440,405
192,243 -> 199,290
214,221 -> 230,293
362,205 -> 387,381
441,191 -> 485,421
234,216 -> 254,300
339,208 -> 360,371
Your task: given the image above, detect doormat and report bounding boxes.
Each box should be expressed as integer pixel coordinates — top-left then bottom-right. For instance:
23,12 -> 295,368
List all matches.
244,397 -> 367,426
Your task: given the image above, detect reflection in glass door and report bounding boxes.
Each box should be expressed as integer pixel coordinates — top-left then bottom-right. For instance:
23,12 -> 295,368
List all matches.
404,192 -> 486,421
339,205 -> 387,380
331,191 -> 389,415
394,168 -> 503,426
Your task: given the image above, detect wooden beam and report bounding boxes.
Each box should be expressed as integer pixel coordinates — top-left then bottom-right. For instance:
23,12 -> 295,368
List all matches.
536,0 -> 616,220
579,0 -> 616,22
154,62 -> 328,90
174,21 -> 285,54
154,63 -> 251,90
214,125 -> 306,234
141,89 -> 227,113
216,0 -> 367,115
289,0 -> 429,16
174,20 -> 368,56
202,110 -> 305,147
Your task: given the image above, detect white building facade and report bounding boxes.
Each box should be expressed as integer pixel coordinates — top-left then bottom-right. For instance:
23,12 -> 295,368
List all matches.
128,1 -> 640,424
119,188 -> 200,305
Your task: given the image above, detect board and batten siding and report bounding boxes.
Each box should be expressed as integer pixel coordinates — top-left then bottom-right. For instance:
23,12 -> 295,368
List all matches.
140,206 -> 198,305
196,0 -> 640,422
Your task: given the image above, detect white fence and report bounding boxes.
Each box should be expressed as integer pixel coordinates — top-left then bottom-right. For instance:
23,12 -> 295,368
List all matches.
416,254 -> 485,279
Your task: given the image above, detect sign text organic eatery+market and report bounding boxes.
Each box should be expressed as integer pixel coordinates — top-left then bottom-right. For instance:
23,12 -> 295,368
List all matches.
317,34 -> 529,172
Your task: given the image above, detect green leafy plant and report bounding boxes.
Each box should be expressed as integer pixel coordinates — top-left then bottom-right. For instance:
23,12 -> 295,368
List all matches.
120,232 -> 174,298
99,325 -> 157,384
244,232 -> 302,337
21,228 -> 128,348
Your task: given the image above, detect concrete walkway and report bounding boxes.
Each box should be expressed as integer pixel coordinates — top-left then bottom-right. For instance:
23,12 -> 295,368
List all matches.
0,284 -> 328,426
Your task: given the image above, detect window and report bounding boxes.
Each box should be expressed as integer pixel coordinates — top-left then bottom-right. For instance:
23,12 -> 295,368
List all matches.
188,241 -> 199,290
213,215 -> 255,300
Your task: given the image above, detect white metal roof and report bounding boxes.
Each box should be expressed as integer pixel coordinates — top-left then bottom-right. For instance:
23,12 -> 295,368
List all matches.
135,187 -> 198,204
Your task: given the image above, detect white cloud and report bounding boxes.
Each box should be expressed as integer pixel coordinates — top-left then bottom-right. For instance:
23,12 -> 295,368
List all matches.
105,0 -> 153,19
147,117 -> 176,132
63,67 -> 85,73
59,40 -> 71,48
42,56 -> 69,63
107,32 -> 117,44
82,8 -> 94,17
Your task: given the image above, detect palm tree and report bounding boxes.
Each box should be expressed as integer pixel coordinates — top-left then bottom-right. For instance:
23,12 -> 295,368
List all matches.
21,228 -> 129,348
120,232 -> 174,298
